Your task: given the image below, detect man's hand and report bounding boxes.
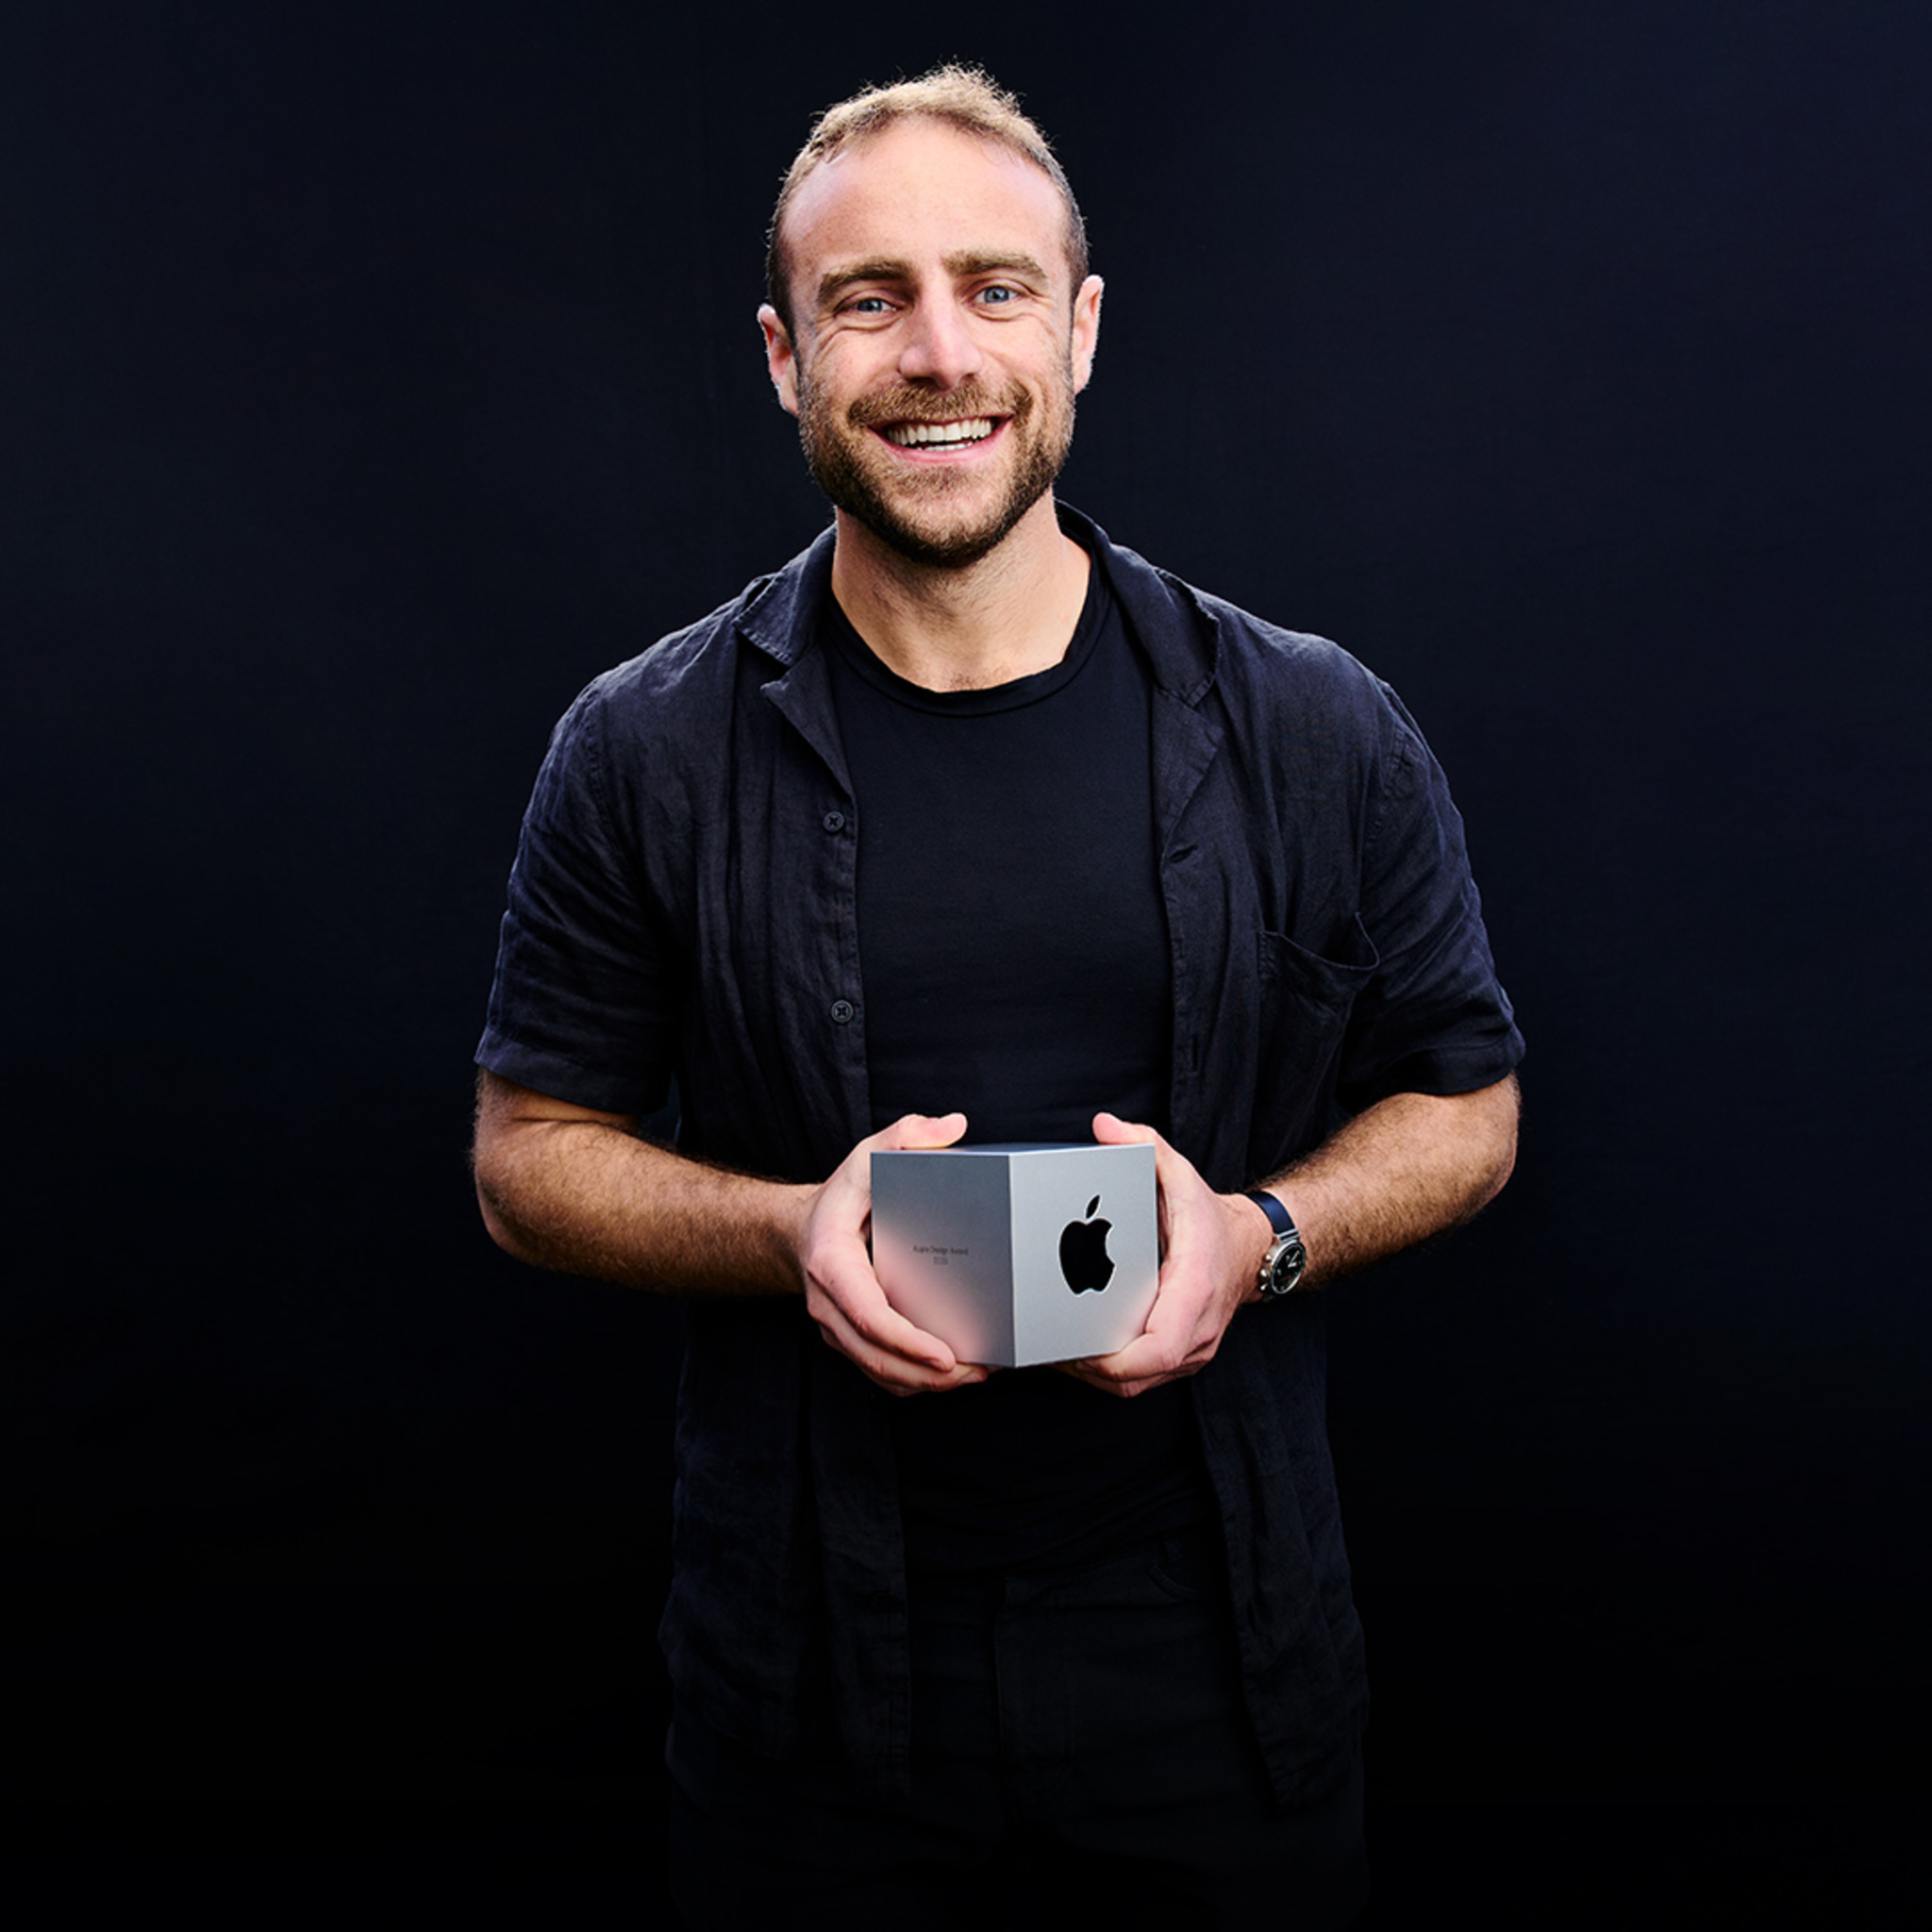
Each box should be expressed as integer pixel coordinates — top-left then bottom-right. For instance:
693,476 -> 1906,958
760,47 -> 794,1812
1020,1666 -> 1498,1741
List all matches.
1060,1111 -> 1270,1400
799,1111 -> 992,1397
1062,1078 -> 1522,1398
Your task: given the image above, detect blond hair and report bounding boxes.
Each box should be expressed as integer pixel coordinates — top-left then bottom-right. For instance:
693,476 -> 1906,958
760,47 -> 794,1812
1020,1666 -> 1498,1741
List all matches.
765,64 -> 1090,334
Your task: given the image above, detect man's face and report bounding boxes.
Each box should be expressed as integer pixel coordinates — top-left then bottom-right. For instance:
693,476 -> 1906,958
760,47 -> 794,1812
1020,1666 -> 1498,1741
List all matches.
760,119 -> 1102,570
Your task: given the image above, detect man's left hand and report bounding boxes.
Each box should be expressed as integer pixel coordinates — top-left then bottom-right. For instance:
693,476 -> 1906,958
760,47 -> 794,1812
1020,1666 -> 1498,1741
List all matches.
1060,1112 -> 1270,1400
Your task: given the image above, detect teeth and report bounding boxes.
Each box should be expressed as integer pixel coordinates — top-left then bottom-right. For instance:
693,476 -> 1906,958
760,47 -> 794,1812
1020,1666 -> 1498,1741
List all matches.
883,418 -> 995,447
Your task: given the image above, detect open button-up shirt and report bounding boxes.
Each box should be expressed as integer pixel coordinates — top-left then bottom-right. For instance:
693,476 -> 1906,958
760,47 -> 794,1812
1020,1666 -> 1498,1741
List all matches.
477,507 -> 1524,1804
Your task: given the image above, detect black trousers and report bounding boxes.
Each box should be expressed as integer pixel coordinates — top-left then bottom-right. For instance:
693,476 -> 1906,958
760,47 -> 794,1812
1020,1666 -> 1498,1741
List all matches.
668,1526 -> 1368,1930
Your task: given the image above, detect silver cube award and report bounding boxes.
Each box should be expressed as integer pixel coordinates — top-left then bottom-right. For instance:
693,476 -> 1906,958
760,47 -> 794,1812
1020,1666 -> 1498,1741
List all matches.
871,1141 -> 1160,1368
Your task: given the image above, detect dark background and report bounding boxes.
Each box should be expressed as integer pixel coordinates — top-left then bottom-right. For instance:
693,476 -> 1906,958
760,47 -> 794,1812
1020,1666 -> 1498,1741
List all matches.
8,0 -> 1926,1920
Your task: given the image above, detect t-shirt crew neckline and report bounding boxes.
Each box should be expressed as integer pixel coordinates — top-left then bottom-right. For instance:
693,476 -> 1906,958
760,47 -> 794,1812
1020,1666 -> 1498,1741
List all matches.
821,551 -> 1108,716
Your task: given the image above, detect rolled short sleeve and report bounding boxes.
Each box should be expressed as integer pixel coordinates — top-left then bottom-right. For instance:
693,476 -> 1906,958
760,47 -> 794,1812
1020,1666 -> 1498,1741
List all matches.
475,682 -> 685,1116
1333,691 -> 1524,1109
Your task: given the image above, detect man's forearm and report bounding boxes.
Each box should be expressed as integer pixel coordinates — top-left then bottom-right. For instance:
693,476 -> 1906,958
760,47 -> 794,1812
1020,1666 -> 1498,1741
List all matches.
1266,1074 -> 1520,1290
474,1073 -> 986,1393
472,1073 -> 811,1295
1069,1076 -> 1520,1399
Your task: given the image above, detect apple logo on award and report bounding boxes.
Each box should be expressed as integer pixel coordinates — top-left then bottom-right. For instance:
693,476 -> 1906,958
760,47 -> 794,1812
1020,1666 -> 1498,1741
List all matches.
1058,1195 -> 1116,1294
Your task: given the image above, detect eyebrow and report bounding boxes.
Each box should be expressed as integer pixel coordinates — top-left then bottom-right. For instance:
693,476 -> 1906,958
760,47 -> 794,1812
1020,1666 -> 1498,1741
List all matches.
813,250 -> 1054,311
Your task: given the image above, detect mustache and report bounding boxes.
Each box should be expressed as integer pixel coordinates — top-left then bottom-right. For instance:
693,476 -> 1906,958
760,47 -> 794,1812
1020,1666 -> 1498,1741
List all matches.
845,384 -> 1028,429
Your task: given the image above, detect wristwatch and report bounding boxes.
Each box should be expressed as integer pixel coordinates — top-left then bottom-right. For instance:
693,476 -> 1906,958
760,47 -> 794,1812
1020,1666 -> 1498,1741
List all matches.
1243,1190 -> 1309,1301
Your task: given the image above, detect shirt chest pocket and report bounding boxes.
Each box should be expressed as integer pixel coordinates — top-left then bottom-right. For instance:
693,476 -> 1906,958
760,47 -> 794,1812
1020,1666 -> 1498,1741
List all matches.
1248,920 -> 1380,1159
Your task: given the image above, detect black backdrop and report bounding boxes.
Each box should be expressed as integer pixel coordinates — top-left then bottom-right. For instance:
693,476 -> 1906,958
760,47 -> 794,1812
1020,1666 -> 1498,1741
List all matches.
8,0 -> 1928,1918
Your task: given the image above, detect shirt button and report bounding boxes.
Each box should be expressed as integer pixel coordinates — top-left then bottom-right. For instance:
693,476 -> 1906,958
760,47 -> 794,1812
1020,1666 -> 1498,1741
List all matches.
866,1591 -> 897,1615
829,999 -> 855,1024
822,810 -> 846,833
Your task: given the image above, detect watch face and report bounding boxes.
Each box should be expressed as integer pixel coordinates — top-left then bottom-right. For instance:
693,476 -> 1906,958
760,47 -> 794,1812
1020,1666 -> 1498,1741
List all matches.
1264,1236 -> 1307,1298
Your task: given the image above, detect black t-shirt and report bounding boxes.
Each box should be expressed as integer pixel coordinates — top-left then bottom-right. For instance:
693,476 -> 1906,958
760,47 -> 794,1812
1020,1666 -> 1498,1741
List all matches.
823,556 -> 1213,1574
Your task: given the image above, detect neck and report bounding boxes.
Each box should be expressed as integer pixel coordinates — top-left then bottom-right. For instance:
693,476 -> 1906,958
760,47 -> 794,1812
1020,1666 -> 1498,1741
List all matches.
828,495 -> 1091,691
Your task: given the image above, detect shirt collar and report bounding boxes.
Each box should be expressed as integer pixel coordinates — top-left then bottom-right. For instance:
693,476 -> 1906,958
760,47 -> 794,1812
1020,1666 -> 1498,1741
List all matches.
734,504 -> 1221,709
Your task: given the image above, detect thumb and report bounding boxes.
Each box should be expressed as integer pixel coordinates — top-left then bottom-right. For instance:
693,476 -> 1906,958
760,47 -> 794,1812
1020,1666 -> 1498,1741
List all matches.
1091,1110 -> 1156,1146
877,1110 -> 969,1151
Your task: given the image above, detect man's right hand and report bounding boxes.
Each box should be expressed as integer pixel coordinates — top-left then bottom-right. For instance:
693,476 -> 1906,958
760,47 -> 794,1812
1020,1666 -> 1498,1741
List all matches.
798,1111 -> 991,1397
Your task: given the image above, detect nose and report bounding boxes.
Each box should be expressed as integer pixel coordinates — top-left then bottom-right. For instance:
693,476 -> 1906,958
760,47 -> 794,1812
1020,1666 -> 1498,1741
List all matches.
896,295 -> 984,390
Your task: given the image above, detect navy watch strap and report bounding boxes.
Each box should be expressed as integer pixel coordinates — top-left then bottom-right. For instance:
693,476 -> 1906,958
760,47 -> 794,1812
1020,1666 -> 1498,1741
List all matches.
1243,1189 -> 1296,1239
1243,1189 -> 1309,1301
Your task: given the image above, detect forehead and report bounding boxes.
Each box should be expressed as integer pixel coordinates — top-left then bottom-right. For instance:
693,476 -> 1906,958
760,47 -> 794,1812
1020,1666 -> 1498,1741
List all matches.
781,119 -> 1072,295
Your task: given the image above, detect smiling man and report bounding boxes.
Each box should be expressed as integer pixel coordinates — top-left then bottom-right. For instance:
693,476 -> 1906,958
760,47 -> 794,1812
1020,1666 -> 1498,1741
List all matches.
473,66 -> 1522,1930
770,94 -> 1094,584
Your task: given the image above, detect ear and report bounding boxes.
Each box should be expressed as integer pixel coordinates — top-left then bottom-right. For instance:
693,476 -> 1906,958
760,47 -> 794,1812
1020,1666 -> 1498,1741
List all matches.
1070,275 -> 1104,393
758,304 -> 801,418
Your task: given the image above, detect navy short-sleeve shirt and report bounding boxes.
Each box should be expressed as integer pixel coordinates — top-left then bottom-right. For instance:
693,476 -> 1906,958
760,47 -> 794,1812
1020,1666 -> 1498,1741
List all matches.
476,507 -> 1523,1804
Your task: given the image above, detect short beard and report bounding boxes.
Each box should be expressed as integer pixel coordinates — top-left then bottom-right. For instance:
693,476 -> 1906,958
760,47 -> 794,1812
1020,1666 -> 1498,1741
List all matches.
795,372 -> 1075,571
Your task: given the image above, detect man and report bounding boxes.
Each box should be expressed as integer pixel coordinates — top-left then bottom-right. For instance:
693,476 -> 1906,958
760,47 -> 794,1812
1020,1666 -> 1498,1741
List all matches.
474,66 -> 1521,1928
